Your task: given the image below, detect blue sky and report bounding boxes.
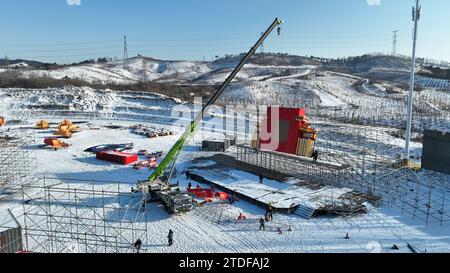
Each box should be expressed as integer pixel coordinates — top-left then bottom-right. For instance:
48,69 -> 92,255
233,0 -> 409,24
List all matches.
0,0 -> 449,63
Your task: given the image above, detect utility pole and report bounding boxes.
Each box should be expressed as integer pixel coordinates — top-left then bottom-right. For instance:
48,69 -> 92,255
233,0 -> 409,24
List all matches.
5,54 -> 9,71
123,35 -> 128,69
405,0 -> 421,159
392,30 -> 398,56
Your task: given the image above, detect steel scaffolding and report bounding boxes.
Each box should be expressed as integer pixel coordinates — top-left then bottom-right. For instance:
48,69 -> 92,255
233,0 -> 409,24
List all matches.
21,177 -> 148,253
237,124 -> 450,225
0,129 -> 37,201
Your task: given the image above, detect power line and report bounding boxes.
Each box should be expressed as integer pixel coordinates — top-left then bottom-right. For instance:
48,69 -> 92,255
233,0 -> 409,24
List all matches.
8,43 -> 393,60
11,51 -> 122,60
0,33 -> 393,47
0,39 -> 122,47
1,37 -> 391,52
283,33 -> 391,40
2,46 -> 123,53
0,38 -> 392,52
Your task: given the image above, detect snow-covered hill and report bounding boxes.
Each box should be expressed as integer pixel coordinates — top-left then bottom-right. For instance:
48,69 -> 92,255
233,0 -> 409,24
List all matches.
19,57 -> 214,84
13,56 -> 315,85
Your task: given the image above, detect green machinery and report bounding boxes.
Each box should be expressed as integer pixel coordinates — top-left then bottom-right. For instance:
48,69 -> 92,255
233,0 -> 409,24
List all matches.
142,18 -> 284,214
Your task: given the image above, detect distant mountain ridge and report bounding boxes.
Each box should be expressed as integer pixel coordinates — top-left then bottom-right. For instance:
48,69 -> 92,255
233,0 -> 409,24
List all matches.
1,53 -> 449,85
0,58 -> 49,67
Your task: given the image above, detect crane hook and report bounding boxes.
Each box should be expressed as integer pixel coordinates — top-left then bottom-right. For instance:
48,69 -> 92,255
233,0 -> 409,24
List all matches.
277,26 -> 282,36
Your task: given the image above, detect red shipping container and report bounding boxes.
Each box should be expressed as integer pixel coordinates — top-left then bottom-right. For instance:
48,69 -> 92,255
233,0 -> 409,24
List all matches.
96,151 -> 138,165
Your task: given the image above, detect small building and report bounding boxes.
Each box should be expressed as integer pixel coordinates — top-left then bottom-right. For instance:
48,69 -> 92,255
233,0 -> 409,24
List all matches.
422,130 -> 450,175
0,209 -> 23,253
202,139 -> 233,152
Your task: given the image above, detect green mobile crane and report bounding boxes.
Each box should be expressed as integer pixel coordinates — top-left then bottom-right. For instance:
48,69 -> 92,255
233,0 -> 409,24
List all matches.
142,18 -> 284,214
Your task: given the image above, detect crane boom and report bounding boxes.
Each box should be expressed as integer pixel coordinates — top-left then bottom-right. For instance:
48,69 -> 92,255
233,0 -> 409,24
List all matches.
149,18 -> 284,182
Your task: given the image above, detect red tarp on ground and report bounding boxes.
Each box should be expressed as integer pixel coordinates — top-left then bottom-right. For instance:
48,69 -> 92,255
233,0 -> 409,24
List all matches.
187,187 -> 229,201
96,151 -> 138,165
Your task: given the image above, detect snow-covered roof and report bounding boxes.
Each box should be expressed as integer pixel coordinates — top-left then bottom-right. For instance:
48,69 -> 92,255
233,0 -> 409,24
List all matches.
0,209 -> 20,232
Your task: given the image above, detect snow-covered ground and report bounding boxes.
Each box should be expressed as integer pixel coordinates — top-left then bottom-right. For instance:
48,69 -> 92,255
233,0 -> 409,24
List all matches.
2,117 -> 450,253
1,60 -> 450,253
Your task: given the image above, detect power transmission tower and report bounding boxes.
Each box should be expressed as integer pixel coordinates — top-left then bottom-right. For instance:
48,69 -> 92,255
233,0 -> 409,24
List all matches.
392,30 -> 398,56
405,0 -> 421,159
123,35 -> 128,69
141,57 -> 147,83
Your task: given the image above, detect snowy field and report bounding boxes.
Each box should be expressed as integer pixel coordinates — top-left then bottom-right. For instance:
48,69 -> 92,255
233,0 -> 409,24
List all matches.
1,117 -> 449,253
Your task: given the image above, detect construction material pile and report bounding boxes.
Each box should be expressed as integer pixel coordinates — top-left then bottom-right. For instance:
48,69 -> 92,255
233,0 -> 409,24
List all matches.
133,151 -> 163,170
36,120 -> 49,129
133,158 -> 159,170
54,119 -> 80,138
0,136 -> 16,146
202,140 -> 234,152
84,143 -> 133,153
43,137 -> 70,150
315,203 -> 368,217
130,124 -> 174,138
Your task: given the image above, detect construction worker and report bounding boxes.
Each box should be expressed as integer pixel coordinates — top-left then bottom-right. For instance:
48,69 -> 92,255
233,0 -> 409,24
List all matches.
134,239 -> 142,253
228,194 -> 236,205
168,229 -> 174,246
237,213 -> 246,221
312,150 -> 319,163
186,170 -> 191,180
188,182 -> 192,190
264,212 -> 270,222
259,173 -> 264,184
259,217 -> 266,231
266,207 -> 273,221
